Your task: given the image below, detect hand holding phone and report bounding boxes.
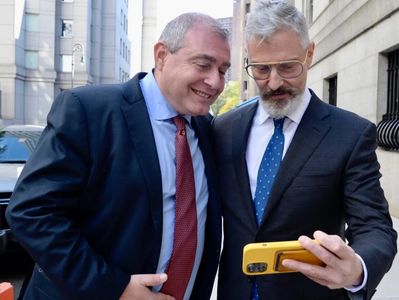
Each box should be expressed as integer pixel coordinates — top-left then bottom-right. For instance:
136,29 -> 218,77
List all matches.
242,240 -> 325,275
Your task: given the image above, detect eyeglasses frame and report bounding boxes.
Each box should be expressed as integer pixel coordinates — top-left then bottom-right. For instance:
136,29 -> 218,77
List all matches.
245,49 -> 310,80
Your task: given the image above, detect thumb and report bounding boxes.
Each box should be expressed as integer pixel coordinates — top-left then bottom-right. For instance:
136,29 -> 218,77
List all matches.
132,273 -> 168,287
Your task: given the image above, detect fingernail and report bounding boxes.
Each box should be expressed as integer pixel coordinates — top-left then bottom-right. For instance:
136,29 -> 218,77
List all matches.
160,273 -> 167,281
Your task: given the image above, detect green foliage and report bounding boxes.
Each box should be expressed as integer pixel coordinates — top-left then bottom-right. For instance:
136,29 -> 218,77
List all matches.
211,81 -> 240,116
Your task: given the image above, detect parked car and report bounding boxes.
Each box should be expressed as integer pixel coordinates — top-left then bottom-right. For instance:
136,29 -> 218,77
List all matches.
0,124 -> 44,254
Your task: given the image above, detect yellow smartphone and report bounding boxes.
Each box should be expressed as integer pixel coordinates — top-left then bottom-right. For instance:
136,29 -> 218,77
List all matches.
242,240 -> 325,275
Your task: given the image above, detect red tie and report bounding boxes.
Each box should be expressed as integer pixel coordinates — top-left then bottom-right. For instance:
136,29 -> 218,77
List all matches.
161,116 -> 198,300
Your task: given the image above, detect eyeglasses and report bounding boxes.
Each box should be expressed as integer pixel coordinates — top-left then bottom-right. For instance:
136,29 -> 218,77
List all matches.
245,50 -> 309,80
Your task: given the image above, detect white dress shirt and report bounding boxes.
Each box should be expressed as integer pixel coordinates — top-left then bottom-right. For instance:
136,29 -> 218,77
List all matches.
246,89 -> 310,199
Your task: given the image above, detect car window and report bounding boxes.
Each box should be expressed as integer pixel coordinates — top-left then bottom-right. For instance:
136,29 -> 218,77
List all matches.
0,131 -> 42,163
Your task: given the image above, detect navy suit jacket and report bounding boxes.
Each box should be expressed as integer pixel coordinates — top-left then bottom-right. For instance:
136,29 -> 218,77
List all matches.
213,91 -> 397,300
6,73 -> 221,299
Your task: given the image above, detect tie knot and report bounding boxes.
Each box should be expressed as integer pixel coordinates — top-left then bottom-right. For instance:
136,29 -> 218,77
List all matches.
173,116 -> 186,131
273,118 -> 285,129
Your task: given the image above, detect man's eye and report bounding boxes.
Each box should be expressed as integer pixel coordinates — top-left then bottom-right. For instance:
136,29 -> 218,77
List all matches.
279,62 -> 296,71
254,65 -> 270,73
219,68 -> 228,76
195,62 -> 210,70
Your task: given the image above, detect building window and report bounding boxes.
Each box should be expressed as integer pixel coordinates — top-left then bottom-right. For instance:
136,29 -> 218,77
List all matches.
385,49 -> 399,118
61,20 -> 73,37
376,49 -> 399,151
25,13 -> 39,32
328,75 -> 337,106
61,55 -> 72,72
123,42 -> 125,59
25,51 -> 38,69
245,3 -> 251,13
307,0 -> 314,24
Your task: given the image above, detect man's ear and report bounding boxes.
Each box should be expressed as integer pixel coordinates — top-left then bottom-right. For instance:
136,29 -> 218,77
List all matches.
154,42 -> 168,71
306,42 -> 315,67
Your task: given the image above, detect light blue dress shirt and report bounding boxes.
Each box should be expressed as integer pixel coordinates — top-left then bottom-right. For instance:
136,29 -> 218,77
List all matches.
139,72 -> 208,300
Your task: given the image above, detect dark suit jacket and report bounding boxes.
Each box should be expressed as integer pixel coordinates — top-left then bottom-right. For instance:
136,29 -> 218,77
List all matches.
6,72 -> 221,300
213,91 -> 397,300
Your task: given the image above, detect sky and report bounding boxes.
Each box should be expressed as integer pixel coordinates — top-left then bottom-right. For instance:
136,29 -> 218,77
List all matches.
129,0 -> 234,73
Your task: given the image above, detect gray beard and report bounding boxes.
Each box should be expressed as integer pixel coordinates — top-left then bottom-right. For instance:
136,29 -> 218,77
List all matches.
259,91 -> 304,119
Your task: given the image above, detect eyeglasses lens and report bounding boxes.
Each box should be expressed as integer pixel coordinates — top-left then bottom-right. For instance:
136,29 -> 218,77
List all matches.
246,61 -> 303,80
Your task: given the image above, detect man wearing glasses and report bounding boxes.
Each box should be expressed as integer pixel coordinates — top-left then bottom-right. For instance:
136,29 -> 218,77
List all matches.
213,0 -> 397,299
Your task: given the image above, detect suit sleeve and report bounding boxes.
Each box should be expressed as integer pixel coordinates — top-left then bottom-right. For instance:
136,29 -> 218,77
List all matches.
6,91 -> 130,299
343,122 -> 397,299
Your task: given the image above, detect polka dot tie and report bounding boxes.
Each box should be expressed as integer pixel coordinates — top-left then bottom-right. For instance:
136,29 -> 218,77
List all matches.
253,117 -> 285,225
252,118 -> 285,300
161,116 -> 197,300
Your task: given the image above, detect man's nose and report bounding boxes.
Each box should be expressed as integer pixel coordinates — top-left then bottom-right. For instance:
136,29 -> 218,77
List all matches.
204,69 -> 223,89
267,67 -> 284,90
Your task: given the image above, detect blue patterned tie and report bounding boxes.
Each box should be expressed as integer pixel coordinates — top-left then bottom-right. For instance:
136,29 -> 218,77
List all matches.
253,118 -> 285,225
251,118 -> 285,300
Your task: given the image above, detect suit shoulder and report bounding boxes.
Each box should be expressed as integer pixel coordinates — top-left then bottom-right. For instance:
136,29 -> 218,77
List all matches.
325,102 -> 373,128
309,90 -> 373,128
65,83 -> 125,103
54,82 -> 135,117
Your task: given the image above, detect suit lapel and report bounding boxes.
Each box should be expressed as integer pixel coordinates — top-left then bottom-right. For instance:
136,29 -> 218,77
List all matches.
232,102 -> 259,229
259,95 -> 331,228
120,74 -> 163,236
192,116 -> 221,243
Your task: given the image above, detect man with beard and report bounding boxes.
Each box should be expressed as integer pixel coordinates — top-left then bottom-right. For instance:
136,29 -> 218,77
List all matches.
213,1 -> 397,300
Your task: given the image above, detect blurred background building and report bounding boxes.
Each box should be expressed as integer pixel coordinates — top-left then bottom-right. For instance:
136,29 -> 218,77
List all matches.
0,0 -> 131,125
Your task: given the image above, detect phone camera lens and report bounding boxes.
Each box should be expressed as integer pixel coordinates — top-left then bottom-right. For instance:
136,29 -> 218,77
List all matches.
247,262 -> 267,273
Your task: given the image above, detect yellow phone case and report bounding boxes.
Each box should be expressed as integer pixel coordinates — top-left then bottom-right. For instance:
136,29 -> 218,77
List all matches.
242,240 -> 324,275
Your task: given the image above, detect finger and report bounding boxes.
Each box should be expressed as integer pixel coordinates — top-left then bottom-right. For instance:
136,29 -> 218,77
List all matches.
282,258 -> 325,275
298,235 -> 339,267
305,274 -> 338,289
153,292 -> 176,300
313,231 -> 351,259
136,288 -> 176,300
282,258 -> 339,288
132,273 -> 168,287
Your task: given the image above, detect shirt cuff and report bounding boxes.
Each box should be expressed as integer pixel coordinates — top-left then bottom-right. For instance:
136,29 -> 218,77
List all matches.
344,253 -> 367,292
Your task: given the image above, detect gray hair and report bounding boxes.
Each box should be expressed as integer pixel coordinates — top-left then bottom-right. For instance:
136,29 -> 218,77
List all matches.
245,0 -> 309,50
158,12 -> 229,53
